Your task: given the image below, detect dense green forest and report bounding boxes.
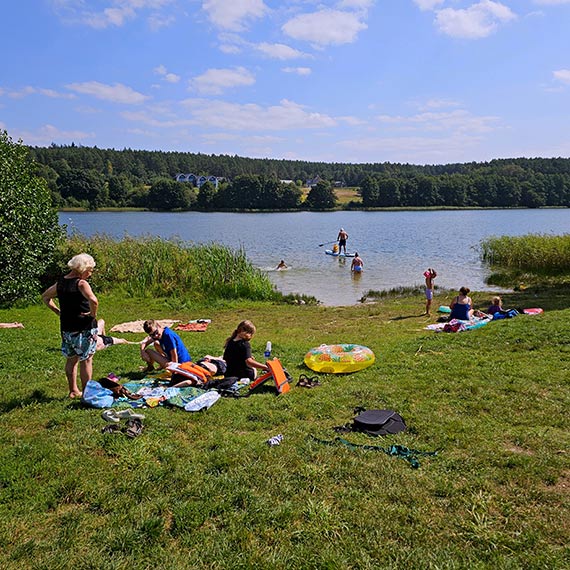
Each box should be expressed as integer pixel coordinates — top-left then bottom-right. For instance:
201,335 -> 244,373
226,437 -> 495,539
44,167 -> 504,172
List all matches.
29,144 -> 570,210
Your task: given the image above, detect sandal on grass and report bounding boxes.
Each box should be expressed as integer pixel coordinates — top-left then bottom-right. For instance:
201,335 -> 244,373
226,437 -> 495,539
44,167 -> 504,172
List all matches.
296,374 -> 313,388
308,377 -> 322,387
124,418 -> 144,439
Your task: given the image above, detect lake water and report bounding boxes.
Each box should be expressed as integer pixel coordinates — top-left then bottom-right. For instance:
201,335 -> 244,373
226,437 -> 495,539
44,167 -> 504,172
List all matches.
60,210 -> 570,306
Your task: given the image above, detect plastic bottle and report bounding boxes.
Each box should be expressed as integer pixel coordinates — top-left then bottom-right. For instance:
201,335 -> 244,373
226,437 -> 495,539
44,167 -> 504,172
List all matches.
264,341 -> 272,359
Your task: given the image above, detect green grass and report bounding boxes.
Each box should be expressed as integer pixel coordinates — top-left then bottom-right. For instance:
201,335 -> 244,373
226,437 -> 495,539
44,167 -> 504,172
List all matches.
0,289 -> 569,569
45,235 -> 281,303
481,234 -> 570,289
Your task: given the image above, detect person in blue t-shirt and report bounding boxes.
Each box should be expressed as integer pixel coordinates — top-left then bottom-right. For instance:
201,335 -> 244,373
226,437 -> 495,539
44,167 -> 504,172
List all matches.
140,319 -> 191,372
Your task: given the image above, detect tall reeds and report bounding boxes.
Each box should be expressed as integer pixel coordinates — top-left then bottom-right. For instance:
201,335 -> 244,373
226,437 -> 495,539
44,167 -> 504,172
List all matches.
481,234 -> 570,273
48,234 -> 278,301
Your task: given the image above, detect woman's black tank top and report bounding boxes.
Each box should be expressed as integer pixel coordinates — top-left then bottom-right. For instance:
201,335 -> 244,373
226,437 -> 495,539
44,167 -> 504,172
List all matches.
56,275 -> 96,332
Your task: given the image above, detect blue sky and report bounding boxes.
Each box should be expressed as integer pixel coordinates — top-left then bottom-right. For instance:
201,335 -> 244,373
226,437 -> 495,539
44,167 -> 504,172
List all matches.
1,0 -> 570,164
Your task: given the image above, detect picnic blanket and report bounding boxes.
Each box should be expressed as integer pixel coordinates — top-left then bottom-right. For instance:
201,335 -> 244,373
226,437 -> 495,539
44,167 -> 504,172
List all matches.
110,319 -> 180,333
83,378 -> 220,411
425,315 -> 492,333
118,379 -> 220,410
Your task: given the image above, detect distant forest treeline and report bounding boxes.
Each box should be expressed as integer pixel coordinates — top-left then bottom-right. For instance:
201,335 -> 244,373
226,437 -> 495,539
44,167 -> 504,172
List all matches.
29,144 -> 570,210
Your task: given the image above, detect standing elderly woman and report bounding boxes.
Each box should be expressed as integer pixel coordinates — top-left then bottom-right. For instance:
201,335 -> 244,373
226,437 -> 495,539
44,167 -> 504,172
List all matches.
42,253 -> 99,398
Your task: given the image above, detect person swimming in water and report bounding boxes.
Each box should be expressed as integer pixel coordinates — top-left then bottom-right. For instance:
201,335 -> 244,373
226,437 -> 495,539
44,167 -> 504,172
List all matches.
276,260 -> 288,270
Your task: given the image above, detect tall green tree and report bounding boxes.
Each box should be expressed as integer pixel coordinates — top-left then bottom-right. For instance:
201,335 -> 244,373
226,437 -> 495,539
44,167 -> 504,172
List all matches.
305,180 -> 337,209
147,178 -> 194,210
0,131 -> 63,306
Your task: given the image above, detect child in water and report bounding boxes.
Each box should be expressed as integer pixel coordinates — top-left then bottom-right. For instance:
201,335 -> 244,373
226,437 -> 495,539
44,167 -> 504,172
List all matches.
424,268 -> 437,316
223,320 -> 269,381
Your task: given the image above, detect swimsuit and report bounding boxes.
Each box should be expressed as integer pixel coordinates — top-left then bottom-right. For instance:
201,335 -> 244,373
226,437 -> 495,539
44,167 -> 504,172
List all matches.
425,288 -> 433,300
450,302 -> 470,321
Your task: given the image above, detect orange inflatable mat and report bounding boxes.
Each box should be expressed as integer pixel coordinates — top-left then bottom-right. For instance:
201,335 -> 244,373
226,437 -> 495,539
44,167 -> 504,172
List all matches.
248,357 -> 290,394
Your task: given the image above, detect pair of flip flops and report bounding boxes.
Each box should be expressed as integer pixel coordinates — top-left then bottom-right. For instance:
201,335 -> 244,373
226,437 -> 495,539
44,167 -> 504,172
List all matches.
296,374 -> 321,388
101,418 -> 144,438
101,409 -> 145,438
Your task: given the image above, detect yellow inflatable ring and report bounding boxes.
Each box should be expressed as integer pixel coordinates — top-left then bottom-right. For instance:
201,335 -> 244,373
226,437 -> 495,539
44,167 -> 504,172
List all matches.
304,344 -> 375,374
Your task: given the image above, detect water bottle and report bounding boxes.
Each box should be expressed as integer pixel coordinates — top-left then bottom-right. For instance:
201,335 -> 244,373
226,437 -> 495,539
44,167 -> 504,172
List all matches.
264,341 -> 272,359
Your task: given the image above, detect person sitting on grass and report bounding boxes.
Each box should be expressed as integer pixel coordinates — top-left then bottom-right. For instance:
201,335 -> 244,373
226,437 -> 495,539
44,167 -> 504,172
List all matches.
487,296 -> 504,316
223,320 -> 268,382
140,319 -> 191,372
449,287 -> 474,321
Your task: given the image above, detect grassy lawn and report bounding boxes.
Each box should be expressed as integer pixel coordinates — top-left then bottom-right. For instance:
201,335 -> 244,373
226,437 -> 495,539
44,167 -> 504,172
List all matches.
0,289 -> 569,569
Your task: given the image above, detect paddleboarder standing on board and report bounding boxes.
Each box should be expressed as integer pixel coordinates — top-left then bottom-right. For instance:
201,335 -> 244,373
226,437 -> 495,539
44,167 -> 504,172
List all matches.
337,228 -> 348,254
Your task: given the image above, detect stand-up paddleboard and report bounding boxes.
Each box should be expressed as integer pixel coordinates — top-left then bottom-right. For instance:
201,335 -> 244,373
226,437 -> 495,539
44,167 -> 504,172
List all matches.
325,249 -> 355,257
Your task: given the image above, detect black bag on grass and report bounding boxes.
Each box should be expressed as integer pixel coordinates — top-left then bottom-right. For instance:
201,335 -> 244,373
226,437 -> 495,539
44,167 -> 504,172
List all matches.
353,409 -> 406,436
335,408 -> 407,436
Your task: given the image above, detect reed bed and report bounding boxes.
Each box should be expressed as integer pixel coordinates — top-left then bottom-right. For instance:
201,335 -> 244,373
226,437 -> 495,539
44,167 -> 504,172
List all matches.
481,233 -> 570,273
47,234 -> 278,302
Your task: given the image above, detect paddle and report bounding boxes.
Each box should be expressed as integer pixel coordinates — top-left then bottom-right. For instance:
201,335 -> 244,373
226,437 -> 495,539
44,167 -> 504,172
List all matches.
318,240 -> 337,247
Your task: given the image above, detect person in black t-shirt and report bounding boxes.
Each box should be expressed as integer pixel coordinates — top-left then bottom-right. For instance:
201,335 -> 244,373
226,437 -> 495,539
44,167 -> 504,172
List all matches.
42,253 -> 98,399
223,320 -> 268,381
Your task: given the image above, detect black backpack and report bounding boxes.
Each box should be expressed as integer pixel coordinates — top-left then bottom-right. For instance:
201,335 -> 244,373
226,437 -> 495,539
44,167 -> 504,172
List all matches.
335,408 -> 407,436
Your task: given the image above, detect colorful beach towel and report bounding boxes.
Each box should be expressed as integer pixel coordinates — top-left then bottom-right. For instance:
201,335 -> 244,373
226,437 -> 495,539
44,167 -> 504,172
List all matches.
175,320 -> 211,332
425,315 -> 491,333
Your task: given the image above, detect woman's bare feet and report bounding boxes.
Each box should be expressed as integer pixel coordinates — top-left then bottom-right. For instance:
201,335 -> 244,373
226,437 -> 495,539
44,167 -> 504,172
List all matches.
69,390 -> 82,399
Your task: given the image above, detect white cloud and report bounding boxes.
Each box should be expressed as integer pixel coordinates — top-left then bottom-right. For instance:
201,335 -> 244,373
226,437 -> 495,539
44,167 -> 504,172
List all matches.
170,98 -> 338,131
189,67 -> 255,95
202,0 -> 269,31
337,0 -> 375,9
6,124 -> 94,146
336,133 -> 483,164
66,81 -> 149,104
553,69 -> 570,84
53,0 -> 174,29
418,98 -> 462,110
154,64 -> 181,83
413,0 -> 445,10
256,42 -> 306,60
282,67 -> 312,75
148,13 -> 175,31
0,85 -> 75,99
376,109 -> 500,134
435,1 -> 516,39
282,9 -> 367,47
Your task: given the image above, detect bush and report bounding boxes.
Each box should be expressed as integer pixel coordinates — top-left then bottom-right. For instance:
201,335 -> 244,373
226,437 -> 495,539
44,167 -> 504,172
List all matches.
0,130 -> 63,306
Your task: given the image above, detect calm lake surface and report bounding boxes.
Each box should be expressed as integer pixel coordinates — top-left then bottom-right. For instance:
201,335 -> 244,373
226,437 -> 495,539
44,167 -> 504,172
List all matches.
60,210 -> 570,306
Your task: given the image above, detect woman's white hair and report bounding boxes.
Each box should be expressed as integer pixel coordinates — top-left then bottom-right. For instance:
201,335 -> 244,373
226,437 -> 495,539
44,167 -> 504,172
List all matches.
67,253 -> 96,273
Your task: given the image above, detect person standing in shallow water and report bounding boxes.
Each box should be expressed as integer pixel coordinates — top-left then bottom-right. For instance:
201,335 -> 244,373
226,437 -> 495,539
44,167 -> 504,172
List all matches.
351,252 -> 363,272
337,228 -> 349,254
42,253 -> 99,398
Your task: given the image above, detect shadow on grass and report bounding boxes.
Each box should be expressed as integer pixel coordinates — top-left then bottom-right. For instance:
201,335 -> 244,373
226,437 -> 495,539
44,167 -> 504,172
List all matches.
390,314 -> 427,321
0,389 -> 58,414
